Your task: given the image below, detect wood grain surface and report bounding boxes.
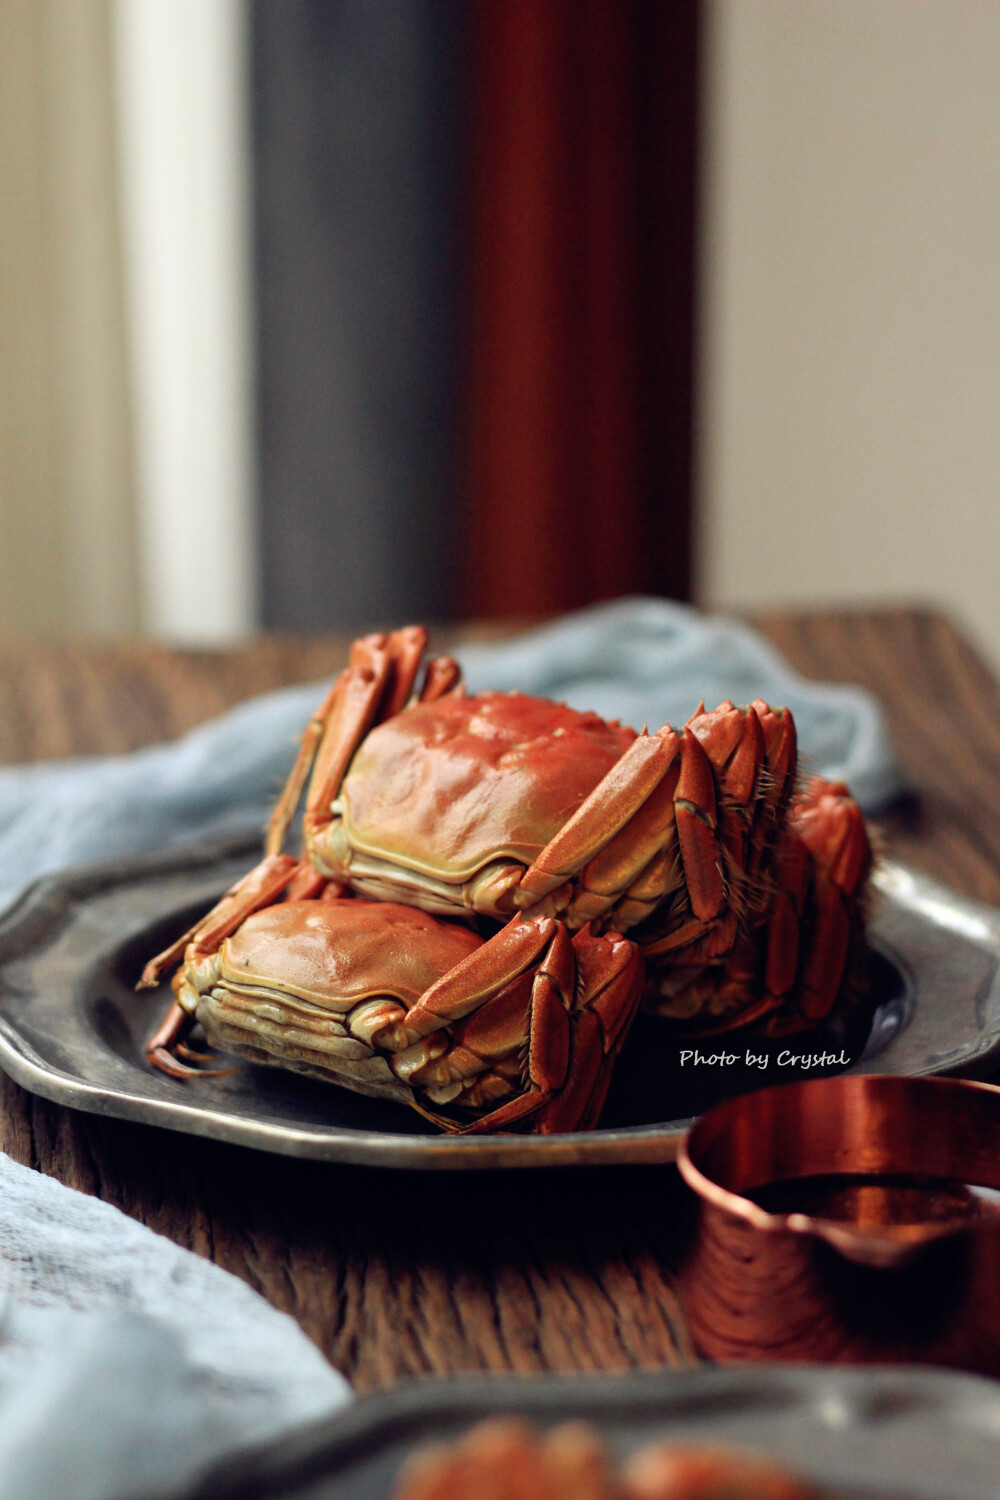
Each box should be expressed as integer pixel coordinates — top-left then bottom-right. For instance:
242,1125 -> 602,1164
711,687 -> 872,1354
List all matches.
0,608 -> 997,1393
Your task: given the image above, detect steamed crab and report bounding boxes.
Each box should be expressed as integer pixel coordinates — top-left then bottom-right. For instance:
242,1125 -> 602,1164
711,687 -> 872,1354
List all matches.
140,624 -> 874,1124
264,626 -> 798,968
139,860 -> 644,1134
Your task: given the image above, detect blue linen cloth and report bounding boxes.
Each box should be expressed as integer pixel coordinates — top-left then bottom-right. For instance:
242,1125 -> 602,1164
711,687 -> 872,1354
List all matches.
0,1152 -> 350,1500
0,597 -> 900,915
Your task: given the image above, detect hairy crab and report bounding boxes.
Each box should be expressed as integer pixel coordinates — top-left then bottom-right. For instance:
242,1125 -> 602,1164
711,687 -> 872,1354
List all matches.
643,778 -> 873,1035
139,624 -> 874,1124
264,626 -> 798,968
139,859 -> 644,1134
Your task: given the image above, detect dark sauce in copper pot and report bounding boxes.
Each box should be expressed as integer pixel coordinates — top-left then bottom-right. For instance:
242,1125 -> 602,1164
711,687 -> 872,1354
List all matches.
748,1174 -> 1000,1228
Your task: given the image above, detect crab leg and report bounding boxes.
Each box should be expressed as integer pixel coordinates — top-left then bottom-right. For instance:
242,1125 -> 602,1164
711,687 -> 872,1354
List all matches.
145,994 -> 240,1080
301,638 -> 393,848
454,925 -> 576,1132
372,916 -> 569,1131
267,628 -> 426,857
264,678 -> 343,859
646,778 -> 871,1037
625,701 -> 795,960
376,914 -> 641,1134
138,852 -> 301,990
394,915 -> 559,1042
672,729 -> 726,922
514,707 -> 769,944
267,627 -> 463,862
748,700 -> 798,878
576,759 -> 683,920
379,625 -> 431,718
687,700 -> 764,805
536,927 -> 644,1133
421,655 -> 463,701
463,926 -> 642,1134
515,730 -> 682,906
686,702 -> 767,914
781,778 -> 871,1026
138,852 -> 307,1080
145,1001 -> 200,1079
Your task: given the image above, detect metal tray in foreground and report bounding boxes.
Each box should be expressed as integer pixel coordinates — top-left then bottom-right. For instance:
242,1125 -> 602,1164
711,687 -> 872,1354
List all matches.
189,1364 -> 1000,1500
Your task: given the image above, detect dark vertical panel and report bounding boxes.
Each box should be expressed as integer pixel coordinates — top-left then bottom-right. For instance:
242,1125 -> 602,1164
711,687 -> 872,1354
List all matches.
572,0 -> 644,605
458,0 -> 699,619
252,1 -> 458,632
458,0 -> 572,619
636,0 -> 699,605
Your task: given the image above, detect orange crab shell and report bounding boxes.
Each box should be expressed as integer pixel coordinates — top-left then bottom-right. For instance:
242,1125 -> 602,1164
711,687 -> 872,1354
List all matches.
332,692 -> 637,897
222,898 -> 483,1013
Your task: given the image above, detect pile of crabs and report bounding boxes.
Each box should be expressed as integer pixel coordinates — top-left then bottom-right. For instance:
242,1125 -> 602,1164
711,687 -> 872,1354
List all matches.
141,626 -> 873,1135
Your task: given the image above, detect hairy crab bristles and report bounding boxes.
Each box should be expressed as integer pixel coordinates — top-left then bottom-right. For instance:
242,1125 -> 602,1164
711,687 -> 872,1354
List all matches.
642,778 -> 874,1037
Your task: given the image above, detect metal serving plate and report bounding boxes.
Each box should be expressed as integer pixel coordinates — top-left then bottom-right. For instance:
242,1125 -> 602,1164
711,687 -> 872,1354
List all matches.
188,1365 -> 1000,1500
0,837 -> 997,1168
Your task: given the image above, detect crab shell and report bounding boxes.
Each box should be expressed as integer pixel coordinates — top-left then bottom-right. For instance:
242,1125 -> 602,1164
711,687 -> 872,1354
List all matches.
181,897 -> 644,1133
316,693 -> 637,916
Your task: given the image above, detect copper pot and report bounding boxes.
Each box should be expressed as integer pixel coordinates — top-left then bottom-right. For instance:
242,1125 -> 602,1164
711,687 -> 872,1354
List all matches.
678,1074 -> 1000,1375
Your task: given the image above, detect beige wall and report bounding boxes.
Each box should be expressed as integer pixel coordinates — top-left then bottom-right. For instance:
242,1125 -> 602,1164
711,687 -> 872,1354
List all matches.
0,0 -> 138,637
113,0 -> 257,644
0,0 -> 255,644
698,0 -> 1000,664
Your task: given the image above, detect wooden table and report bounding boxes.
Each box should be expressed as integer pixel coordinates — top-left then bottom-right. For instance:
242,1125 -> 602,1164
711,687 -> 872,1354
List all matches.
1,608 -> 998,1393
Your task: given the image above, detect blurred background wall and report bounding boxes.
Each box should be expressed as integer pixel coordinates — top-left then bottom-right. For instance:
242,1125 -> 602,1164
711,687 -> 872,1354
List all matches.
0,0 -> 998,661
698,0 -> 1000,667
0,0 -> 138,637
251,0 -> 697,630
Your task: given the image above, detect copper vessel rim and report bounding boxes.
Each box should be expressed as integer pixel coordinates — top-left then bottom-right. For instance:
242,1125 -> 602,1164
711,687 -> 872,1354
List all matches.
677,1074 -> 1000,1256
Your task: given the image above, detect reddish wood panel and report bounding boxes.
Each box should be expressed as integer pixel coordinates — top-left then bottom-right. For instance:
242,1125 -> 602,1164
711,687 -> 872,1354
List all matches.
458,1 -> 699,618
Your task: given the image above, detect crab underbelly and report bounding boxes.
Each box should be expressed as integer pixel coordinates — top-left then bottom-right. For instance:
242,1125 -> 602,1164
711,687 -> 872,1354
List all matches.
331,787 -> 601,923
313,835 -> 527,918
197,982 -> 413,1102
196,978 -> 522,1114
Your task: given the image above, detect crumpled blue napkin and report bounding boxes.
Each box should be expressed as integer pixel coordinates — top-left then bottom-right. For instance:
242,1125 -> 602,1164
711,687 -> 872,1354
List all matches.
0,598 -> 900,914
0,1152 -> 350,1500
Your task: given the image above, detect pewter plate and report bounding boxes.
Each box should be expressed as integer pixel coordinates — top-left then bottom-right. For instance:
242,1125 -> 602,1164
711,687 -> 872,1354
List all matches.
0,837 -> 997,1169
188,1365 -> 1000,1499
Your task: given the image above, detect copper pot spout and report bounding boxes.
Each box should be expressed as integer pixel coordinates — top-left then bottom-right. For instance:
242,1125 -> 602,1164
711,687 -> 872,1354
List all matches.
678,1074 -> 1000,1374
